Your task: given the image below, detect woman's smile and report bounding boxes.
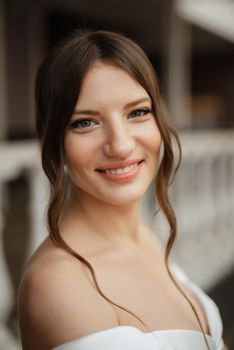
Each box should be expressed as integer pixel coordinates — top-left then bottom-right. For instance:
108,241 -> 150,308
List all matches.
95,159 -> 145,184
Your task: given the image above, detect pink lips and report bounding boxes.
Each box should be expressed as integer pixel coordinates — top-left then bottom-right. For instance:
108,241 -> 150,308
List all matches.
95,159 -> 144,184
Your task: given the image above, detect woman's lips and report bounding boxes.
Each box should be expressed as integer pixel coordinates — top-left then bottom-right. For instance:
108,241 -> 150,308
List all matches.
96,159 -> 143,171
95,160 -> 144,183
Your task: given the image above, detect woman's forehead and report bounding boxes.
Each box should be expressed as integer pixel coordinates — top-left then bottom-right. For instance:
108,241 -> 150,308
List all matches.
76,61 -> 150,109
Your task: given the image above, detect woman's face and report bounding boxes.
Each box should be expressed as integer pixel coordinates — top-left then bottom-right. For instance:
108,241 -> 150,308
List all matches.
64,61 -> 162,206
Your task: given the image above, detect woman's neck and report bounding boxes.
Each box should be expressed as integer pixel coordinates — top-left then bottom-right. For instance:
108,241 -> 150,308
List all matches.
60,189 -> 148,257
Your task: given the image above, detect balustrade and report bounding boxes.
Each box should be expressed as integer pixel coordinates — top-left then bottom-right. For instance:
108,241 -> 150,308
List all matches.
153,131 -> 234,288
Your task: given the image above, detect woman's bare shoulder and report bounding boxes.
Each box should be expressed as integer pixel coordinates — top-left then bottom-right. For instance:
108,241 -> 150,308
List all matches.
18,237 -> 88,300
17,237 -> 116,350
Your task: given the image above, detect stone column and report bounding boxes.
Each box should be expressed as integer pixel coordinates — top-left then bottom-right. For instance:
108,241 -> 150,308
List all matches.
27,6 -> 47,135
0,0 -> 7,139
162,0 -> 192,128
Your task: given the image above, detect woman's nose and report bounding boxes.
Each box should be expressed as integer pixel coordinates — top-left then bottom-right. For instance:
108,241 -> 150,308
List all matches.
103,123 -> 135,158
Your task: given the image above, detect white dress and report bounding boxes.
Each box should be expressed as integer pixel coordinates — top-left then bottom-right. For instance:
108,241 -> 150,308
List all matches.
51,263 -> 224,350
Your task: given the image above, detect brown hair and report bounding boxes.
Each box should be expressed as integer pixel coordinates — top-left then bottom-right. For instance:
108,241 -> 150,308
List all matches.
35,29 -> 210,349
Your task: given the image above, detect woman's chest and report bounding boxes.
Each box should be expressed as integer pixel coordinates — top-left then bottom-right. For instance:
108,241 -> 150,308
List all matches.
86,247 -> 210,336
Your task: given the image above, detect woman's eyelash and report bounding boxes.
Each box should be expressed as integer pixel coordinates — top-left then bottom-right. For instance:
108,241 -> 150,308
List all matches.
69,119 -> 97,129
130,108 -> 152,117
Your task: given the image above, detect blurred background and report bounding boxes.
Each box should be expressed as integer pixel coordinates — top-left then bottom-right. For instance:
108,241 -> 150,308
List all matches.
0,0 -> 233,349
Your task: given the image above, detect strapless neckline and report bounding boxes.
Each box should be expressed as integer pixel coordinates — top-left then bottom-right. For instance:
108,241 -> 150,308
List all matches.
94,325 -> 213,338
52,324 -> 217,350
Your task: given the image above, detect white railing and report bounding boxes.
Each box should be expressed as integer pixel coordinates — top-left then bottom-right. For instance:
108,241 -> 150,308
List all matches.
152,130 -> 234,289
0,130 -> 234,348
0,140 -> 47,350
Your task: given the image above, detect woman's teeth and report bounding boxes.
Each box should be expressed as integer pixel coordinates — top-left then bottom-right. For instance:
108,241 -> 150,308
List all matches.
102,163 -> 138,175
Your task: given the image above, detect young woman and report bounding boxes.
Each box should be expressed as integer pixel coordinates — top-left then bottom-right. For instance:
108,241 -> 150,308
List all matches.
18,29 -> 227,350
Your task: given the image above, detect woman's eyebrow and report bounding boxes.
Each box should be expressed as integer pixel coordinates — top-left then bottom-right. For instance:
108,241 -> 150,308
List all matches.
124,97 -> 151,109
73,109 -> 99,116
73,97 -> 151,115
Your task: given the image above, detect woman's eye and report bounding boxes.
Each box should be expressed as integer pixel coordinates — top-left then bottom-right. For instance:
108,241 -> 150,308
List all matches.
130,108 -> 152,118
69,119 -> 97,130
